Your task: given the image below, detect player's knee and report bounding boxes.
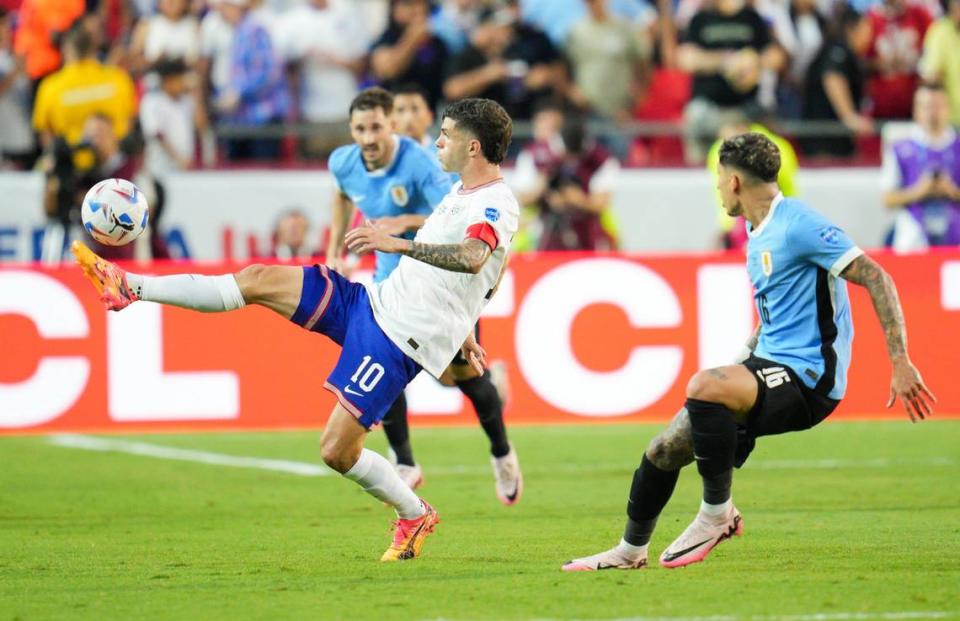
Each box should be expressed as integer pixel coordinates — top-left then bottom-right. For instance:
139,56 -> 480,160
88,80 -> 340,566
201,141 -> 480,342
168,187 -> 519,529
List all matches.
645,434 -> 693,469
234,264 -> 271,303
686,370 -> 725,403
320,436 -> 359,473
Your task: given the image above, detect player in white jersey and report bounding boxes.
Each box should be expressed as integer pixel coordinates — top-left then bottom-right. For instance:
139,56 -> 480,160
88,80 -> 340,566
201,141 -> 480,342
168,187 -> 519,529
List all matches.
71,98 -> 518,562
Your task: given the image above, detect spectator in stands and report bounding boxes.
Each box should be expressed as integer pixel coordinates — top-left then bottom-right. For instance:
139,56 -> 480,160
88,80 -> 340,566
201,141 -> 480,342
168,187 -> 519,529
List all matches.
216,0 -> 289,161
198,1 -> 235,163
920,0 -> 960,126
140,58 -> 194,259
882,82 -> 960,250
0,8 -> 34,169
32,23 -> 136,153
565,0 -> 650,159
393,82 -> 436,149
430,0 -> 485,55
275,0 -> 367,158
370,0 -> 449,111
272,208 -> 321,260
706,118 -> 799,249
444,4 -> 566,121
513,105 -> 620,251
800,6 -> 873,158
678,0 -> 786,163
774,0 -> 827,117
129,0 -> 201,78
12,0 -> 84,94
520,0 -> 653,46
865,0 -> 933,119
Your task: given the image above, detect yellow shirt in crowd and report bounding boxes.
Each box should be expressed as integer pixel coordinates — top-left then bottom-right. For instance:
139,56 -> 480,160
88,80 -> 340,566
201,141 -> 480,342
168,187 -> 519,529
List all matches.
921,18 -> 960,127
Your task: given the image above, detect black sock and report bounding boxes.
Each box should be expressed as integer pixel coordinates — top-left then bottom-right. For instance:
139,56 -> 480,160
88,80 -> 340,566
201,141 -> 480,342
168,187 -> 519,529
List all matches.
623,454 -> 681,547
456,375 -> 510,458
381,393 -> 415,466
686,398 -> 737,505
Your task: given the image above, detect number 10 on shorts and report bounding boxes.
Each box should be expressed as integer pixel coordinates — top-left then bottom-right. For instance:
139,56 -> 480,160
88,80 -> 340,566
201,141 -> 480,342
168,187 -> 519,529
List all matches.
351,356 -> 385,393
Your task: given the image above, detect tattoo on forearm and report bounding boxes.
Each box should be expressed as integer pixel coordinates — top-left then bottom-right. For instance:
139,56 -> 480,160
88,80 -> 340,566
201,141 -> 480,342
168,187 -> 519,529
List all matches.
401,238 -> 489,273
646,408 -> 694,470
841,255 -> 907,358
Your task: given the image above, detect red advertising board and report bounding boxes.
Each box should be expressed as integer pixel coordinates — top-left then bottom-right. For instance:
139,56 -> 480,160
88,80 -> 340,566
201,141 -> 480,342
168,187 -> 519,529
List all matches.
1,251 -> 958,434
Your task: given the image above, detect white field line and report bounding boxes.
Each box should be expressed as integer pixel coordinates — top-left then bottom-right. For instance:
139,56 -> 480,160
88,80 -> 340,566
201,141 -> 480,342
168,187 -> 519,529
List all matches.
47,434 -> 956,478
428,612 -> 956,621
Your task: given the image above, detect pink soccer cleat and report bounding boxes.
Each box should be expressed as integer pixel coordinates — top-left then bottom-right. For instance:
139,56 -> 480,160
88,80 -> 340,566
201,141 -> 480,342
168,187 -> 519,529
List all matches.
380,500 -> 440,561
659,505 -> 743,568
561,546 -> 648,572
71,241 -> 138,311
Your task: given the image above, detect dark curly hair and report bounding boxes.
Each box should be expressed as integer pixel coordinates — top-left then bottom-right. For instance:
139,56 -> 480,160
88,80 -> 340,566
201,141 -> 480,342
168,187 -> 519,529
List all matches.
442,98 -> 513,165
718,132 -> 781,183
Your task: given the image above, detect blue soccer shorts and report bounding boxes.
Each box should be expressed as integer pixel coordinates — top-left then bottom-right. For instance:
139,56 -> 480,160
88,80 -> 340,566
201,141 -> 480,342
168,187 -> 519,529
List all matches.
289,265 -> 421,429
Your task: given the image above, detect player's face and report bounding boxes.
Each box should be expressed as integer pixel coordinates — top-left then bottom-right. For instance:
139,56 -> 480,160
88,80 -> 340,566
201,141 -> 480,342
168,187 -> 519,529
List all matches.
435,117 -> 474,173
393,94 -> 433,142
350,107 -> 395,169
717,164 -> 743,217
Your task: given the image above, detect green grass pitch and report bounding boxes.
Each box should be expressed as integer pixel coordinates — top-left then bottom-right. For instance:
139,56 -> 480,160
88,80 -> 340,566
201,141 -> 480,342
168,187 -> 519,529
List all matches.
1,421 -> 958,620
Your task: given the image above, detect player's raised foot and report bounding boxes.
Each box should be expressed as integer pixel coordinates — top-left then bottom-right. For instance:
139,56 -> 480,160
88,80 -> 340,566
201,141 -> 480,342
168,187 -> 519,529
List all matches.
492,444 -> 523,506
394,463 -> 424,490
70,241 -> 138,311
561,545 -> 647,572
380,500 -> 440,561
659,505 -> 743,569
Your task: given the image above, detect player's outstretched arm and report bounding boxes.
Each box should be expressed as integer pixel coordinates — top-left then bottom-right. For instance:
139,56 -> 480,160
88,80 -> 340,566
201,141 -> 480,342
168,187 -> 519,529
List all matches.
840,254 -> 937,422
345,223 -> 491,274
326,192 -> 355,271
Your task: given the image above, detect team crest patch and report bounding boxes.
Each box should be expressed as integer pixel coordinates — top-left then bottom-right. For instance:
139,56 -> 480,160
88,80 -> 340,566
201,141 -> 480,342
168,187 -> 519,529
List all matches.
761,251 -> 773,276
390,185 -> 409,207
819,226 -> 842,245
484,207 -> 500,222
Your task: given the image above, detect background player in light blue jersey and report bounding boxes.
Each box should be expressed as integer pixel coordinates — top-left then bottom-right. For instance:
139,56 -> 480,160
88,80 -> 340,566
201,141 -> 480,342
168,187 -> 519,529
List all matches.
326,88 -> 520,503
393,83 -> 459,184
564,132 -> 936,572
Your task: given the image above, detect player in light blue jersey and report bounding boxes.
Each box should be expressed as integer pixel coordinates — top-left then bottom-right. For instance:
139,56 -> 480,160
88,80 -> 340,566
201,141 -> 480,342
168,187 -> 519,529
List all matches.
326,88 -> 521,504
564,132 -> 936,572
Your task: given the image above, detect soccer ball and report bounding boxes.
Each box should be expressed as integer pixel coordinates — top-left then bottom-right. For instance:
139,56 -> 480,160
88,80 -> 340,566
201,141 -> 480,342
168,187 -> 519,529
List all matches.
81,178 -> 149,246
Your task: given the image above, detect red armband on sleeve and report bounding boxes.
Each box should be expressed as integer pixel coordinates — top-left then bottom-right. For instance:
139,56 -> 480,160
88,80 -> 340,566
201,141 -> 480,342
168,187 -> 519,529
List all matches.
464,222 -> 499,251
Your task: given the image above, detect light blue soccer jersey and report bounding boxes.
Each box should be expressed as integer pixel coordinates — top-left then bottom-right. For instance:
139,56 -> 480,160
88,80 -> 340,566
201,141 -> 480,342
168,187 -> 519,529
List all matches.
329,135 -> 454,282
747,194 -> 863,400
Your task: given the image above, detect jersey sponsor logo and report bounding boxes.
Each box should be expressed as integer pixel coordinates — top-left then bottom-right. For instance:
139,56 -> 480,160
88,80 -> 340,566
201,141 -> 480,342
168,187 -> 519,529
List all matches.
761,251 -> 773,276
819,226 -> 843,245
390,185 -> 409,207
756,366 -> 791,388
484,207 -> 501,222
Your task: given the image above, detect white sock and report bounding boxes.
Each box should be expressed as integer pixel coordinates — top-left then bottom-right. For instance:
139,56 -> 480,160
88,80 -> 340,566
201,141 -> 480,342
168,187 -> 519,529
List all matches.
616,538 -> 648,561
127,273 -> 246,312
700,498 -> 733,519
343,449 -> 425,519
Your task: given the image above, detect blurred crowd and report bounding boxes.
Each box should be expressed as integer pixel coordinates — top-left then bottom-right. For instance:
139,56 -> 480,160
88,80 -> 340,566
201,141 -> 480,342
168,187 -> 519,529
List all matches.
0,0 -> 958,256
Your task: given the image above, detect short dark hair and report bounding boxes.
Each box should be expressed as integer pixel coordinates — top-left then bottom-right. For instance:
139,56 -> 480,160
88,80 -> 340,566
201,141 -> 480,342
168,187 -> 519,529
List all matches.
63,21 -> 95,58
393,82 -> 431,103
718,132 -> 781,183
349,87 -> 394,117
153,58 -> 188,78
442,98 -> 512,164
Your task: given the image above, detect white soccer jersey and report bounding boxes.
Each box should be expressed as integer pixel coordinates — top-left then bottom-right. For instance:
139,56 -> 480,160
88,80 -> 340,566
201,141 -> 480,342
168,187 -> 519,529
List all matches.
366,178 -> 519,377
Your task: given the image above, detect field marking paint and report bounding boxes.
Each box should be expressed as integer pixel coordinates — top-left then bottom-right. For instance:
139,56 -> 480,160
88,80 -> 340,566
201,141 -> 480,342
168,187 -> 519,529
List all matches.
48,434 -> 331,477
47,434 -> 956,478
428,611 -> 955,621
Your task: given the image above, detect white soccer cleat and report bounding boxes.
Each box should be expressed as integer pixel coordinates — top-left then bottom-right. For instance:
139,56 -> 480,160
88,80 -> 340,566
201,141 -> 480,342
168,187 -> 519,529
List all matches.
561,546 -> 647,572
394,463 -> 424,490
492,445 -> 523,506
659,505 -> 743,568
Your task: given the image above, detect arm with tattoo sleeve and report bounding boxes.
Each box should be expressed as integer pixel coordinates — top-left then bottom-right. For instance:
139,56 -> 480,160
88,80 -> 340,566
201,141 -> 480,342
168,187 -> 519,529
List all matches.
840,254 -> 936,421
400,238 -> 491,274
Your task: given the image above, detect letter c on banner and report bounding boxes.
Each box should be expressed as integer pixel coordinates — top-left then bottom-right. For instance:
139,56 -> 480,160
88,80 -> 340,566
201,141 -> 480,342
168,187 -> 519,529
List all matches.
515,258 -> 683,416
0,272 -> 90,428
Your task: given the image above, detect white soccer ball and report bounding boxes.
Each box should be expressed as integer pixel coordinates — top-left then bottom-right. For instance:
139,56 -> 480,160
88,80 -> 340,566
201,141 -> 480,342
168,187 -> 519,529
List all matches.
81,178 -> 149,246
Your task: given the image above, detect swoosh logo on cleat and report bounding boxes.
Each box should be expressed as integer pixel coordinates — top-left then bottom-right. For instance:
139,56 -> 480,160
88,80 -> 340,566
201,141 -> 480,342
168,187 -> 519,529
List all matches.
661,538 -> 713,562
